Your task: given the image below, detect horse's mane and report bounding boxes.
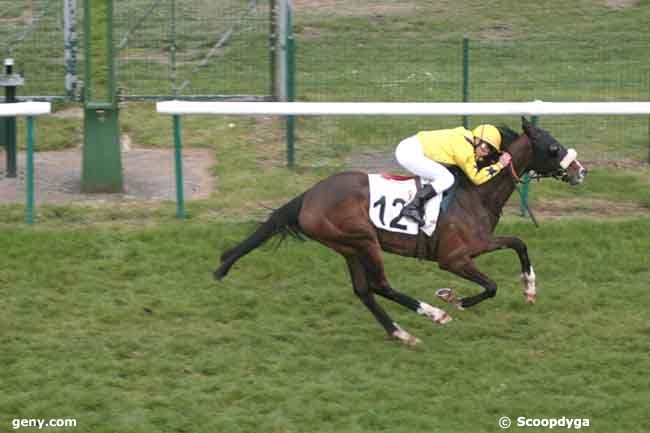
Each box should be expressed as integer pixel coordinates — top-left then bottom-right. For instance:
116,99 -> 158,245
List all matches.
496,125 -> 520,152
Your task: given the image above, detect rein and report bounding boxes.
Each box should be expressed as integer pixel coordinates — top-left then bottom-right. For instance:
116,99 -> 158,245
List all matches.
507,157 -> 539,228
509,162 -> 521,183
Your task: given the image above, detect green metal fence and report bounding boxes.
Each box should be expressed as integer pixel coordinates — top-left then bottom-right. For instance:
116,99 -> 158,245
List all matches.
0,0 -> 277,101
0,0 -> 68,99
294,31 -> 650,165
113,0 -> 276,100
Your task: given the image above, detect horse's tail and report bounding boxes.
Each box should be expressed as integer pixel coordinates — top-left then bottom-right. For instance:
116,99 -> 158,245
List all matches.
214,194 -> 305,280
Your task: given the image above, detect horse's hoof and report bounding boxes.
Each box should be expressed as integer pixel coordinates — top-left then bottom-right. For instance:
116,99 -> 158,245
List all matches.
436,288 -> 455,303
392,326 -> 421,346
435,312 -> 453,325
436,288 -> 465,311
525,292 -> 537,304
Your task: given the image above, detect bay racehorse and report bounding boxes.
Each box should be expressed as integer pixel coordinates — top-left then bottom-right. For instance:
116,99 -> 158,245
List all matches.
215,117 -> 587,345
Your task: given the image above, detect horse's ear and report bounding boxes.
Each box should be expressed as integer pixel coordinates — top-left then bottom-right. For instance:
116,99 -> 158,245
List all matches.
521,116 -> 538,137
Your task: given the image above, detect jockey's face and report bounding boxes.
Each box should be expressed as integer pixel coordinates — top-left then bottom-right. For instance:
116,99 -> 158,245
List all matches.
474,140 -> 492,159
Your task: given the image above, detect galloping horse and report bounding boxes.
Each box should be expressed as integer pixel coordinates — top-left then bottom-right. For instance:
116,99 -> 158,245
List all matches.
215,118 -> 587,345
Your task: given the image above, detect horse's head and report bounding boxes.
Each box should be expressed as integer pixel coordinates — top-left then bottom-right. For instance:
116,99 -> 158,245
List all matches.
521,117 -> 587,185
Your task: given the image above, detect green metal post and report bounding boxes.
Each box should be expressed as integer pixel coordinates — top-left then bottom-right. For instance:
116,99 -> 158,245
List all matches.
519,173 -> 531,217
82,0 -> 123,193
25,116 -> 35,224
519,115 -> 538,217
285,8 -> 295,168
269,0 -> 277,99
170,0 -> 177,96
462,35 -> 469,129
173,114 -> 185,219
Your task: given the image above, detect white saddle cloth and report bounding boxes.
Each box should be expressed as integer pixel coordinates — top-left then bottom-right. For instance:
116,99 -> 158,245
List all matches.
368,174 -> 442,236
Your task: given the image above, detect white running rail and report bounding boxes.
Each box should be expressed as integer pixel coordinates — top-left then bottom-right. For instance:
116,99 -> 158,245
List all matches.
157,100 -> 650,116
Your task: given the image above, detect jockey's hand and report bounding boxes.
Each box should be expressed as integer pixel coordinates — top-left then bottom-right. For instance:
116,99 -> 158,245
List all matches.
498,152 -> 512,167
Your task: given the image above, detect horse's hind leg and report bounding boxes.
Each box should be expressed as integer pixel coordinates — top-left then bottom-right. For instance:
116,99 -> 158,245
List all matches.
346,256 -> 420,346
359,246 -> 451,325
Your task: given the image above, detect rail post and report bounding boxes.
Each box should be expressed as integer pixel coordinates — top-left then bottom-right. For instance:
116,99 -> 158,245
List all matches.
25,116 -> 35,224
286,14 -> 296,168
173,114 -> 186,219
462,35 -> 469,129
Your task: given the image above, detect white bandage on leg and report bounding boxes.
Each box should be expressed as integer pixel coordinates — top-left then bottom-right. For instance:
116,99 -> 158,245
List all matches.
395,136 -> 455,193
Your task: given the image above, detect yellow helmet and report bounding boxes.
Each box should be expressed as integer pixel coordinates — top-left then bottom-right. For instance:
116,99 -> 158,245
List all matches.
472,124 -> 502,151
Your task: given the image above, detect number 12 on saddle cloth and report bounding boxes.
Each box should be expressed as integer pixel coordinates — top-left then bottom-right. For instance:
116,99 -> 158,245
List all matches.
368,174 -> 443,237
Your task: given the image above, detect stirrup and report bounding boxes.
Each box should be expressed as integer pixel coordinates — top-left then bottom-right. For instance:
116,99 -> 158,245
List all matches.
401,205 -> 425,226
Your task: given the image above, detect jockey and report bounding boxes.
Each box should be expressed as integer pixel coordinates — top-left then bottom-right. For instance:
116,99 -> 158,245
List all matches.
395,124 -> 512,226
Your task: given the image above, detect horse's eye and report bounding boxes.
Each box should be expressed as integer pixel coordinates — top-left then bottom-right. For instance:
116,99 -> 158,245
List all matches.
549,144 -> 559,157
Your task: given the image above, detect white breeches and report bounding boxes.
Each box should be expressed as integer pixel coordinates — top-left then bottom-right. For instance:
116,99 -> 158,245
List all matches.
395,135 -> 455,193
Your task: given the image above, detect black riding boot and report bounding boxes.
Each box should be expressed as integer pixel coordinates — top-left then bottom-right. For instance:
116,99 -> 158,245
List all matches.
400,184 -> 438,226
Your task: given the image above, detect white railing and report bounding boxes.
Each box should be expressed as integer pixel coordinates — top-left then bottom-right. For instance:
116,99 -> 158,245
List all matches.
156,100 -> 650,219
156,100 -> 650,116
0,101 -> 51,224
0,101 -> 51,117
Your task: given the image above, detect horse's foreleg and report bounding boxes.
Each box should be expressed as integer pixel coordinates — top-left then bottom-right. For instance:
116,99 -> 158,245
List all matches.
446,259 -> 498,309
345,257 -> 419,346
487,236 -> 536,304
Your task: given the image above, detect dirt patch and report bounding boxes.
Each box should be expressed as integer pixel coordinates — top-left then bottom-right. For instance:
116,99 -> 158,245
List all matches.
479,24 -> 518,41
582,158 -> 650,170
51,107 -> 83,119
0,147 -> 214,204
502,197 -> 649,221
346,149 -> 402,174
604,0 -> 639,9
293,0 -> 417,17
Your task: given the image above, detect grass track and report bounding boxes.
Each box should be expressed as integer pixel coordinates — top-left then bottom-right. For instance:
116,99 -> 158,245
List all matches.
1,218 -> 648,432
2,1 -> 650,431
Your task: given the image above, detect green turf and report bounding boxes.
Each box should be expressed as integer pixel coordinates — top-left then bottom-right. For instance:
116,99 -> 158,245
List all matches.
2,1 -> 650,432
1,218 -> 648,433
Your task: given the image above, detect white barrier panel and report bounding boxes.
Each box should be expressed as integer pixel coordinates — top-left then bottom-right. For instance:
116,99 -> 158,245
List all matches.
157,100 -> 650,116
0,101 -> 51,117
0,101 -> 51,224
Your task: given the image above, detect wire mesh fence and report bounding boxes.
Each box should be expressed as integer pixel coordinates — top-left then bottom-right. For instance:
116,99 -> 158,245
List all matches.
0,0 -> 66,98
295,31 -> 650,163
113,0 -> 274,99
0,0 -> 275,100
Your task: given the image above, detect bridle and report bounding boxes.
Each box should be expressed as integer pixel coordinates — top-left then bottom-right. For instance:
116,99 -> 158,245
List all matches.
505,144 -> 575,185
504,148 -> 576,227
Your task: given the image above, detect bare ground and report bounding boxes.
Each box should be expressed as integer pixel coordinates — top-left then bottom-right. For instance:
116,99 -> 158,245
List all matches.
293,0 -> 419,16
604,0 -> 640,9
0,146 -> 214,205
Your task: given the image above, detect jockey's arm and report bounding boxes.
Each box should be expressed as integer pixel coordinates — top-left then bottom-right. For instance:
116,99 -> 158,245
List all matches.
457,153 -> 505,185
